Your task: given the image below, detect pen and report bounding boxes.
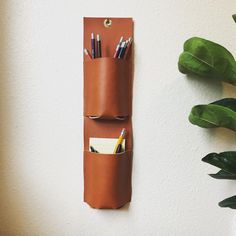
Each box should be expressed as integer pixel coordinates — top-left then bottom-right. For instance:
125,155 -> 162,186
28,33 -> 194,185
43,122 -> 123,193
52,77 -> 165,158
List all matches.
114,36 -> 123,58
90,146 -> 99,153
113,128 -> 127,154
97,34 -> 102,58
91,33 -> 96,59
84,48 -> 92,60
116,144 -> 123,153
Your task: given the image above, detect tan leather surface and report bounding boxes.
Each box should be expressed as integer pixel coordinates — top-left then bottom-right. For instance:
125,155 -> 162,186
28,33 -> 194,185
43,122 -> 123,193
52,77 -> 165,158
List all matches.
83,17 -> 133,209
84,58 -> 132,118
84,117 -> 133,151
83,17 -> 133,60
84,150 -> 132,209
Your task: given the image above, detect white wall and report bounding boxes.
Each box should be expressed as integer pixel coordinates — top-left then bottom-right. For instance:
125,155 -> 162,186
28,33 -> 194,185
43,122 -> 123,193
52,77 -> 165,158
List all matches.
1,0 -> 236,235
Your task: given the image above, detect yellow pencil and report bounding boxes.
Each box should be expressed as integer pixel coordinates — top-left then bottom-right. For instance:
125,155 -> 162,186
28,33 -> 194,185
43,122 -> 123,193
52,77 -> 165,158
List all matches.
113,128 -> 127,154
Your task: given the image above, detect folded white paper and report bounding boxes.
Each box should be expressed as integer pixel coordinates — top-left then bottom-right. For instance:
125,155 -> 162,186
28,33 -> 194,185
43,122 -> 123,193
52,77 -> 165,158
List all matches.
89,137 -> 126,154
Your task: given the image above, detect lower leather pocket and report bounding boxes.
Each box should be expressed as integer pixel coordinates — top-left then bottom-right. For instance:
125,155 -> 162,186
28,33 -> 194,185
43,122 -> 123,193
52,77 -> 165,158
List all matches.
84,150 -> 132,209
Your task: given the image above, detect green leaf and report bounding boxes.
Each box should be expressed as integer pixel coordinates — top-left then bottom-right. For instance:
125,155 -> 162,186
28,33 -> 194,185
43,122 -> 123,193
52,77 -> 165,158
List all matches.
202,152 -> 236,174
219,195 -> 236,209
178,37 -> 236,85
233,14 -> 236,23
189,98 -> 236,131
209,169 -> 236,179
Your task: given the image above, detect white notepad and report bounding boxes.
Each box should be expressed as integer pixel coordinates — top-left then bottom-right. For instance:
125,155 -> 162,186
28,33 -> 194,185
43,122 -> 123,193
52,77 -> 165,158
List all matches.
89,138 -> 126,154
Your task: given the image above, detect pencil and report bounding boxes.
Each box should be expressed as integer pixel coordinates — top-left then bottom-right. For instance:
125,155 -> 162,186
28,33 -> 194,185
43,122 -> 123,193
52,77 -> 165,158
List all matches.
84,48 -> 92,60
113,128 -> 127,154
120,40 -> 129,59
91,33 -> 96,59
118,41 -> 126,59
124,37 -> 133,59
114,36 -> 123,58
97,34 -> 102,58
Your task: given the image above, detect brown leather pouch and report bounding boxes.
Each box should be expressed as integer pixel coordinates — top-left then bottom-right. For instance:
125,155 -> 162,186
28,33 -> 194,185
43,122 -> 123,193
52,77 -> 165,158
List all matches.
84,150 -> 132,209
83,17 -> 134,209
84,58 -> 132,119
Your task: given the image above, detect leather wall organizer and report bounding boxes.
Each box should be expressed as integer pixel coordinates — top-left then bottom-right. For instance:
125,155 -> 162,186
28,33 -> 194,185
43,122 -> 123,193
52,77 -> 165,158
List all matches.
83,17 -> 134,209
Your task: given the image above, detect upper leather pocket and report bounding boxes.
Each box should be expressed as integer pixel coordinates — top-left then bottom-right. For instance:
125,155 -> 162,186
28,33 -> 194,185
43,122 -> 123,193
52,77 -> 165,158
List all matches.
84,58 -> 132,120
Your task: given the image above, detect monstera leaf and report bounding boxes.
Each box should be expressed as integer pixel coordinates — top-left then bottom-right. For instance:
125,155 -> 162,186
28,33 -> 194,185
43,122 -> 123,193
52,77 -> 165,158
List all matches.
178,37 -> 236,85
219,195 -> 236,209
189,98 -> 236,131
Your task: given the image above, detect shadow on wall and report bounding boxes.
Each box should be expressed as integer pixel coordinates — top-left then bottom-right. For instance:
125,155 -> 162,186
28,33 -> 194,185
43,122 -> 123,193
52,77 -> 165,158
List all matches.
0,2 -> 32,235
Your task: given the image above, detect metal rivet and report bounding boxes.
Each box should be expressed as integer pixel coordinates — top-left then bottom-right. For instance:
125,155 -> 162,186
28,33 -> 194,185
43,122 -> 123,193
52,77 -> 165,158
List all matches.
104,18 -> 112,28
